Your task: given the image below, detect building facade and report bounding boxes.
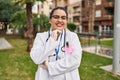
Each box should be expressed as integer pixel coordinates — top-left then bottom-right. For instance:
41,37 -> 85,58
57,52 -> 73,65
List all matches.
81,0 -> 114,34
32,0 -> 69,17
67,0 -> 82,33
35,0 -> 114,35
67,0 -> 114,35
52,0 -> 69,7
32,1 -> 51,17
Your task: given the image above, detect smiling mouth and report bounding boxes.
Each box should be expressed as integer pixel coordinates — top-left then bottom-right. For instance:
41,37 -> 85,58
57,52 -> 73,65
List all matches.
56,23 -> 64,27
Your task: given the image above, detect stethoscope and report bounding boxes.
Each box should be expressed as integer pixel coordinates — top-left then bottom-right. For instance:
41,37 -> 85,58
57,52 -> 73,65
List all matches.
46,29 -> 66,52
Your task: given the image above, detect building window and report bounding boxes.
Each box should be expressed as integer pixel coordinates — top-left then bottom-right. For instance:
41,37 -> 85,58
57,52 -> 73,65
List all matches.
73,16 -> 80,22
73,6 -> 80,13
82,0 -> 85,8
104,8 -> 114,15
95,10 -> 101,17
96,0 -> 101,5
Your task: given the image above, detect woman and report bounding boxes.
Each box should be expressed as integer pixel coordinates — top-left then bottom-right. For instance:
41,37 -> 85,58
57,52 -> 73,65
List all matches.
30,7 -> 82,80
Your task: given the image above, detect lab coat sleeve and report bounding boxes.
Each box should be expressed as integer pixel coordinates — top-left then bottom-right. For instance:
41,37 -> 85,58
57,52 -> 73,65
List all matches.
30,33 -> 58,64
48,33 -> 82,76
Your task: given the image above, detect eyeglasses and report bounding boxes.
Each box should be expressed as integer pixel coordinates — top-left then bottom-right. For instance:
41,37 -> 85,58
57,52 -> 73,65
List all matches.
52,15 -> 67,20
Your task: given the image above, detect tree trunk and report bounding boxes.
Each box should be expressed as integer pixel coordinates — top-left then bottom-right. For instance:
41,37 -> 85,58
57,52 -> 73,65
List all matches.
26,2 -> 33,52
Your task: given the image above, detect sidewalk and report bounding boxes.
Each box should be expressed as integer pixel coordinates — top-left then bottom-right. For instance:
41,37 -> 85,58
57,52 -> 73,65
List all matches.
100,65 -> 120,76
0,37 -> 13,50
82,45 -> 112,58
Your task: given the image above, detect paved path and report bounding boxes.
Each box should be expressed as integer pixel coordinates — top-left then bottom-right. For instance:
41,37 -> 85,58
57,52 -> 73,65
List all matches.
0,37 -> 13,50
82,45 -> 101,54
82,45 -> 112,58
100,65 -> 120,76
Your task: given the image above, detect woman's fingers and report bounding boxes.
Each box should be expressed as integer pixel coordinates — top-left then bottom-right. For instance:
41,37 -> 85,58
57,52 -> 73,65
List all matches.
51,30 -> 61,41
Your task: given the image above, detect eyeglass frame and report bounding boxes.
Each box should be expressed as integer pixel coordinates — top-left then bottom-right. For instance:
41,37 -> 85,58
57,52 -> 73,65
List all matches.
52,15 -> 68,20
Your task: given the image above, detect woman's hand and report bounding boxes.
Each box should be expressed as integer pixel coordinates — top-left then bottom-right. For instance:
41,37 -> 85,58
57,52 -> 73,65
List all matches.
39,59 -> 48,71
51,30 -> 61,41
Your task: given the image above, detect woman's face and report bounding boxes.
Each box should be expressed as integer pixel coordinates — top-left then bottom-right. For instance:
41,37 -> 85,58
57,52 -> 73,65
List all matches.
50,9 -> 67,31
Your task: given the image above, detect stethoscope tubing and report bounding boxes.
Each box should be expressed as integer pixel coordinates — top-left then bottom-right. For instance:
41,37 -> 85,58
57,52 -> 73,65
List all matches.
46,29 -> 66,52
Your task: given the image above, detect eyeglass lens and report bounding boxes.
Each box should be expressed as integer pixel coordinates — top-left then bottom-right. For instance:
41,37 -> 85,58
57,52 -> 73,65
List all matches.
52,15 -> 67,20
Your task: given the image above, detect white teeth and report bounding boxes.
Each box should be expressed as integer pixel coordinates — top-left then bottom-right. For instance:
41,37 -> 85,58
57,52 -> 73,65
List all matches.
57,23 -> 62,27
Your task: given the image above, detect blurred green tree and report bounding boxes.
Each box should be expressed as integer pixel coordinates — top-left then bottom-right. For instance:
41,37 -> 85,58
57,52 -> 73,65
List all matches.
13,0 -> 46,52
0,0 -> 21,29
33,14 -> 50,32
67,23 -> 77,32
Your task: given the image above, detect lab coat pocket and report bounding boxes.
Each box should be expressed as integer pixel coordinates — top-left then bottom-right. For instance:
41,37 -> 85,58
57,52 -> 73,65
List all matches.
65,45 -> 74,54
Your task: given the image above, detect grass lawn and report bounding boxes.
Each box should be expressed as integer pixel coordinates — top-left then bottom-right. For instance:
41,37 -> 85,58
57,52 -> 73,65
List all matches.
80,51 -> 120,80
0,36 -> 119,80
100,39 -> 113,47
80,37 -> 113,47
0,36 -> 37,80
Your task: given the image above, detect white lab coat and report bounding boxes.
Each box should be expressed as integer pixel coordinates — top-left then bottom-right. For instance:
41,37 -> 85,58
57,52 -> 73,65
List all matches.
30,30 -> 82,80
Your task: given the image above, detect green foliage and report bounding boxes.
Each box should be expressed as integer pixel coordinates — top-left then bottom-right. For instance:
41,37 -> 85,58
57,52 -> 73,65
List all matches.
67,23 -> 77,32
100,39 -> 113,47
33,14 -> 50,30
37,0 -> 46,2
0,0 -> 21,22
0,36 -> 36,80
39,14 -> 49,28
10,10 -> 26,28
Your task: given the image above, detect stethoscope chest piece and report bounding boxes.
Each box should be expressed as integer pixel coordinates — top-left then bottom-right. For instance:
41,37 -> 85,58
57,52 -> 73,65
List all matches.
61,46 -> 65,52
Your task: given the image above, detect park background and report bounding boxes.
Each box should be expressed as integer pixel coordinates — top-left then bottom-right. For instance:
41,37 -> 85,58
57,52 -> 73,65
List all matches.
0,0 -> 120,80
